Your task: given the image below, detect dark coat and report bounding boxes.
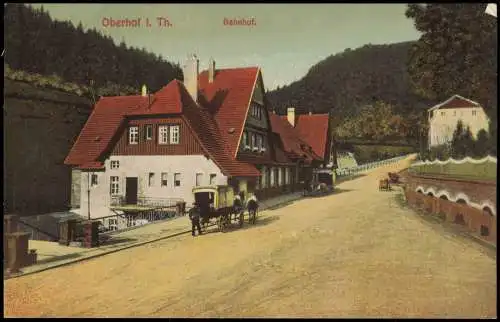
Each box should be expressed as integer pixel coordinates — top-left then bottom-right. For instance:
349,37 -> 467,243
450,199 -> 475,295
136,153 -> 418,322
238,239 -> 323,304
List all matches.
189,206 -> 201,220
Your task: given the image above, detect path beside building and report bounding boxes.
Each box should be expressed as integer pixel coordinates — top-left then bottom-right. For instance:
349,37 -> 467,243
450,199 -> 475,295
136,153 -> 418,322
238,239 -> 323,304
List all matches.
4,155 -> 496,318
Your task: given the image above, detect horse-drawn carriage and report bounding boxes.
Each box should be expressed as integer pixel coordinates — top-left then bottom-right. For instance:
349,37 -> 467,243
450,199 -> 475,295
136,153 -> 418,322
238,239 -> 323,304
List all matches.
378,178 -> 391,191
378,172 -> 402,192
192,185 -> 258,233
388,172 -> 401,184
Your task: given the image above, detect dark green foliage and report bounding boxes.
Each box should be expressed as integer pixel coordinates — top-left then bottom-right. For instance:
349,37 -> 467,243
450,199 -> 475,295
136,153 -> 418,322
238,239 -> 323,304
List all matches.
406,3 -> 497,134
267,42 -> 434,144
420,120 -> 495,161
473,129 -> 489,158
353,144 -> 416,164
4,4 -> 183,94
425,144 -> 452,162
450,121 -> 475,159
334,101 -> 428,145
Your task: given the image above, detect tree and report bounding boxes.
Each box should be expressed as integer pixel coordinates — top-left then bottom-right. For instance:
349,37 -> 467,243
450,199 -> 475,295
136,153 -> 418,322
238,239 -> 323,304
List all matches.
450,120 -> 475,159
4,4 -> 183,95
474,129 -> 489,158
405,4 -> 497,126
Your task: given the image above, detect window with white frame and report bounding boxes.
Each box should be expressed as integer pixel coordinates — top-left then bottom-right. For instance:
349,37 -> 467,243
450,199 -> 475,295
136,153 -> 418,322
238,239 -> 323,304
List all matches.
110,160 -> 120,169
251,133 -> 256,149
161,173 -> 168,187
440,111 -> 445,116
145,125 -> 153,140
158,125 -> 169,144
148,173 -> 155,187
108,218 -> 118,231
242,131 -> 249,149
170,125 -> 180,144
261,167 -> 267,188
129,126 -> 139,144
472,110 -> 477,116
110,176 -> 119,195
91,174 -> 98,186
209,173 -> 217,185
174,173 -> 181,187
196,173 -> 203,186
257,134 -> 263,149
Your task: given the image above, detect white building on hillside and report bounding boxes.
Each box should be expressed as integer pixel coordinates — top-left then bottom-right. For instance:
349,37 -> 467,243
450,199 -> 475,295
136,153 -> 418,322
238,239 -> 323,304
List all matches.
428,94 -> 490,147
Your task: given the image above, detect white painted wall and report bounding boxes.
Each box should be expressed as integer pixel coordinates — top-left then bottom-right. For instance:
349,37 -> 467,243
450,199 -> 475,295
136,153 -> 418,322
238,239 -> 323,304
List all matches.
77,155 -> 227,219
428,107 -> 489,147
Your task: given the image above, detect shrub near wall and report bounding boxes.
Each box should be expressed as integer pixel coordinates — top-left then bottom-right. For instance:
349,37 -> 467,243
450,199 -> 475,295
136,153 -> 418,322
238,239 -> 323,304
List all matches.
404,188 -> 496,244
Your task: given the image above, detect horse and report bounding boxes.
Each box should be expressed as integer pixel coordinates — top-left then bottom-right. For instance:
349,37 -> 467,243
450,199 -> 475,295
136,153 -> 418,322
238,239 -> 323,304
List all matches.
378,179 -> 390,191
247,198 -> 259,224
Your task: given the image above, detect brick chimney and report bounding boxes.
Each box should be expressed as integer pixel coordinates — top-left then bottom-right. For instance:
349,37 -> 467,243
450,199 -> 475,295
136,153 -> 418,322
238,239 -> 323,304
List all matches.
287,107 -> 296,127
183,54 -> 199,102
208,58 -> 216,83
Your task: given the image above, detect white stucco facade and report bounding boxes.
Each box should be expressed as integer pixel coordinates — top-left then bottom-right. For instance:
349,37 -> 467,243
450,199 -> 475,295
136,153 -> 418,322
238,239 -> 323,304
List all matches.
76,155 -> 227,219
428,106 -> 489,147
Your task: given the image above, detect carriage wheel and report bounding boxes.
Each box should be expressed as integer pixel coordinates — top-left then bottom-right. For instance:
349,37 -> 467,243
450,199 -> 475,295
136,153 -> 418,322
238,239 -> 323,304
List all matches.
238,212 -> 244,228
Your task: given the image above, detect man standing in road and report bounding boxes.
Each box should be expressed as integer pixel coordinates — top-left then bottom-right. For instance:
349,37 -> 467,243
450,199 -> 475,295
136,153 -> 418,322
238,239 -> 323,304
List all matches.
189,202 -> 203,236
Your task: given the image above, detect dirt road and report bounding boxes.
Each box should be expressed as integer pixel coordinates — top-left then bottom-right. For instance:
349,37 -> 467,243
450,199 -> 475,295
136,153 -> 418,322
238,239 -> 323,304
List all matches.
4,156 -> 497,318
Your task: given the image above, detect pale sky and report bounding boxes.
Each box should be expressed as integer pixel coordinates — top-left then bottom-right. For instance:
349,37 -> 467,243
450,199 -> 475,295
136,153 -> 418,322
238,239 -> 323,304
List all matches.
31,4 -> 421,90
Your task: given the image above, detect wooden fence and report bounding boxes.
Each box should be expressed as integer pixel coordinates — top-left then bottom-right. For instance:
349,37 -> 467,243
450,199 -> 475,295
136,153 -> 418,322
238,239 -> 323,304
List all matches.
404,188 -> 496,245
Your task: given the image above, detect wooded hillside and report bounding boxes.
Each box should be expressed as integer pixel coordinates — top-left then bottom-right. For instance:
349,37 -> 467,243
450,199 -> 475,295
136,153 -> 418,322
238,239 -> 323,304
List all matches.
267,42 -> 434,117
4,4 -> 182,95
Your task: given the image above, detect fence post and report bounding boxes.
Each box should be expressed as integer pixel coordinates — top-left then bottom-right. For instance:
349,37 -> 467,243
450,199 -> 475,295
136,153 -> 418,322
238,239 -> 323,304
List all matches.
6,232 -> 31,273
4,215 -> 19,235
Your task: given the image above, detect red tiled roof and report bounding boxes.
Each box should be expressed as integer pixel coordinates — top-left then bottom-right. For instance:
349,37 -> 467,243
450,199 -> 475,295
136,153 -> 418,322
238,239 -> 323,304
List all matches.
270,114 -> 322,164
128,80 -> 184,115
198,67 -> 259,158
65,79 -> 260,177
64,95 -> 148,166
294,114 -> 330,159
429,95 -> 481,111
66,66 -> 321,177
178,83 -> 260,177
77,162 -> 105,170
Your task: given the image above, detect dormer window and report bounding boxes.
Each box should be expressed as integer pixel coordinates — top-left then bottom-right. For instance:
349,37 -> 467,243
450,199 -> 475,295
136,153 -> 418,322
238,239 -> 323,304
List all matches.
250,102 -> 264,120
129,126 -> 139,144
242,131 -> 248,146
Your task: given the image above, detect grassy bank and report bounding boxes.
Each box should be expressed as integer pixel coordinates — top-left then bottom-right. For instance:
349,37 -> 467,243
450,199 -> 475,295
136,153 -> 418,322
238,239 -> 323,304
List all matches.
411,161 -> 496,181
